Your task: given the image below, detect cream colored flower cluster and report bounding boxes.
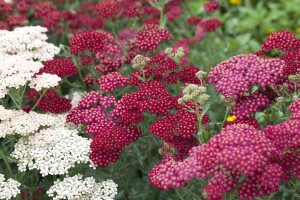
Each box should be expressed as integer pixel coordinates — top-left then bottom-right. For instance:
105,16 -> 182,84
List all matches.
0,26 -> 61,98
0,174 -> 21,200
0,105 -> 65,138
47,174 -> 118,200
0,26 -> 59,61
11,127 -> 91,176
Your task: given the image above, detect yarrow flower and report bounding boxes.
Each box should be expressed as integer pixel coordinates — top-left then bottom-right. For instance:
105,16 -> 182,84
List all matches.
47,174 -> 118,200
0,174 -> 21,200
0,106 -> 66,138
0,26 -> 59,61
149,124 -> 282,199
0,26 -> 60,98
209,54 -> 285,99
29,73 -> 61,91
135,24 -> 171,52
203,1 -> 220,13
97,72 -> 128,93
12,127 -> 91,176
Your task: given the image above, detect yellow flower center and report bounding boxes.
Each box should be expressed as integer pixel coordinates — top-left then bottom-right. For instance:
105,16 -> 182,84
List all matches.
226,115 -> 237,122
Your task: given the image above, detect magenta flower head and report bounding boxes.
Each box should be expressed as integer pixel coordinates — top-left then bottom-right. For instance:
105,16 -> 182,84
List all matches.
209,54 -> 285,100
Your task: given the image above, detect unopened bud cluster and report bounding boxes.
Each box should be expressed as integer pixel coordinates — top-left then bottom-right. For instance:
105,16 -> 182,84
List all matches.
132,54 -> 150,69
165,47 -> 185,63
178,84 -> 210,105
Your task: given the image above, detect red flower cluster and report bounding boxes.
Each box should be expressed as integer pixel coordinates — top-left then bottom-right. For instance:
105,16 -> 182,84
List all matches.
258,31 -> 300,91
23,89 -> 71,114
135,24 -> 171,52
261,30 -> 300,52
69,30 -> 105,55
67,91 -> 142,167
38,58 -> 78,78
149,124 -> 283,199
203,1 -> 220,13
97,72 -> 128,92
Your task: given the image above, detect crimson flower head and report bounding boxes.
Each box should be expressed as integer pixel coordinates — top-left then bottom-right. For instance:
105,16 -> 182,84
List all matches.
38,58 -> 78,78
198,17 -> 221,32
96,0 -> 121,19
203,1 -> 220,13
136,24 -> 171,52
97,72 -> 128,93
261,30 -> 300,52
69,30 -> 105,55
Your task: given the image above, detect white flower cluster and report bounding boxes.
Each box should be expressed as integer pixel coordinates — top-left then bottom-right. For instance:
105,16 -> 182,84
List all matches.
0,105 -> 65,138
0,26 -> 59,61
0,56 -> 43,98
47,174 -> 118,200
29,73 -> 61,91
0,174 -> 21,200
0,26 -> 60,98
11,127 -> 91,176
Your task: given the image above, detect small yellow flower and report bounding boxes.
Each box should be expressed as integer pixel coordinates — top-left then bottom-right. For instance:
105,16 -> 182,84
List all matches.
226,115 -> 237,122
266,28 -> 275,34
229,0 -> 241,5
296,28 -> 300,34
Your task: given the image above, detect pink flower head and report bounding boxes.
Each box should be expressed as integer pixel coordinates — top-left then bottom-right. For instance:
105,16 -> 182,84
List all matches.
209,54 -> 285,99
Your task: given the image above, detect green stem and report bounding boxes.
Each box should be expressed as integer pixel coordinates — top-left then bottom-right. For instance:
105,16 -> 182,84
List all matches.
18,83 -> 28,110
0,150 -> 13,178
175,189 -> 185,200
222,106 -> 230,127
8,92 -> 20,110
30,90 -> 47,112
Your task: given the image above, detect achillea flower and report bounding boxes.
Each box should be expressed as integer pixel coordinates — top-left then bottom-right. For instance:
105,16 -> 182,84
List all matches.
0,174 -> 20,200
39,89 -> 72,113
97,72 -> 128,92
84,73 -> 94,88
69,30 -> 105,55
29,73 -> 61,91
224,117 -> 260,129
261,30 -> 300,52
33,2 -> 60,28
0,105 -> 66,138
166,6 -> 183,21
150,124 -> 282,200
231,92 -> 270,119
47,174 -> 118,200
187,16 -> 202,26
95,43 -> 123,73
209,54 -> 285,100
12,127 -> 91,176
90,125 -> 141,167
289,99 -> 300,119
203,1 -> 220,13
96,0 -> 121,18
38,58 -> 78,78
135,24 -> 171,52
199,17 -> 221,32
